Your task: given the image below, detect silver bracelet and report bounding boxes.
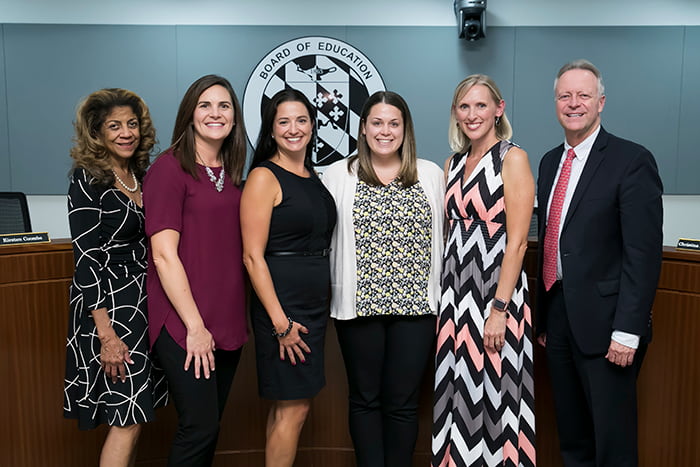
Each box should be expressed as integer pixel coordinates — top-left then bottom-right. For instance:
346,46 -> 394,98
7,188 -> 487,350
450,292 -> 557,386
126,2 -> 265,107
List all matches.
272,316 -> 294,338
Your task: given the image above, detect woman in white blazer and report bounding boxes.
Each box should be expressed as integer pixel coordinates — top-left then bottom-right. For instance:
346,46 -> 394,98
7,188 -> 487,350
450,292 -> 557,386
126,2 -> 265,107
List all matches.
323,91 -> 444,467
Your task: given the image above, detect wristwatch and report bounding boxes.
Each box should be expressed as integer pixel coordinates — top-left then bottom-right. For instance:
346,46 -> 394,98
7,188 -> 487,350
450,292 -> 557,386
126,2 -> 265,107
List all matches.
492,297 -> 509,313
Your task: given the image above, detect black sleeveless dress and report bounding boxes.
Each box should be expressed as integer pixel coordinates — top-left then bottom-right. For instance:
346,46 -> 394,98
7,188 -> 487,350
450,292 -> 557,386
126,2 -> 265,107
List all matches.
251,161 -> 337,400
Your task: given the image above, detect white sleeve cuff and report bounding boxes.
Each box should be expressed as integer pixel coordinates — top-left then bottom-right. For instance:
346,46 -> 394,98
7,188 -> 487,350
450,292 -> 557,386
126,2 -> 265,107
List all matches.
612,330 -> 640,349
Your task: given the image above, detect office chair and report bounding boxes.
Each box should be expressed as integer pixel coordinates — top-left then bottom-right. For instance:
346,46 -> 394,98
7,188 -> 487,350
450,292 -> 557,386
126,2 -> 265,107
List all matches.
0,192 -> 32,234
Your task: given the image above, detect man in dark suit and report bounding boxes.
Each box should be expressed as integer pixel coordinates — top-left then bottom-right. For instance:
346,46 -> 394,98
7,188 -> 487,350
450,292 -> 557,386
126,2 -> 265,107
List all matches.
536,59 -> 663,467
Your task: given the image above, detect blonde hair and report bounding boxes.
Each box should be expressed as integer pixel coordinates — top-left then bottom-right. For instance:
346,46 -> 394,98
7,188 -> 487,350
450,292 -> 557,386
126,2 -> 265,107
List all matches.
70,88 -> 155,185
347,91 -> 418,187
448,74 -> 512,154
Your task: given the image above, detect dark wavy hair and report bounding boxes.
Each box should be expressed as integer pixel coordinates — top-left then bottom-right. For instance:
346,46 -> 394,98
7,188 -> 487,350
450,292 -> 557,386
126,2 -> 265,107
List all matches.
70,88 -> 155,185
169,74 -> 247,186
347,90 -> 418,187
249,88 -> 316,172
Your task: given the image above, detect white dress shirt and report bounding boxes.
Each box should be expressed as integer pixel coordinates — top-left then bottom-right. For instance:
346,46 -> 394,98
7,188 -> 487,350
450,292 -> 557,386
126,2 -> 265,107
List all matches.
546,125 -> 639,349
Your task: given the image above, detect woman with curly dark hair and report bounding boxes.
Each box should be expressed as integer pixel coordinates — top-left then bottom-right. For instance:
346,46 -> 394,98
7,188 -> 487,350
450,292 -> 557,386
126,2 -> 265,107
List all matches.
64,88 -> 167,467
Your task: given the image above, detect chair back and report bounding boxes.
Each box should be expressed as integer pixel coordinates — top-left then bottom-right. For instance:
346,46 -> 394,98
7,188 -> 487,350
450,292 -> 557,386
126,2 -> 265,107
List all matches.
0,192 -> 32,234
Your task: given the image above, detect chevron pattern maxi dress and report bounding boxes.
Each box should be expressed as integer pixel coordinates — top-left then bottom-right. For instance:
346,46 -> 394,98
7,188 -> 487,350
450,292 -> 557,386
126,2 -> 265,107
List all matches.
432,140 -> 536,467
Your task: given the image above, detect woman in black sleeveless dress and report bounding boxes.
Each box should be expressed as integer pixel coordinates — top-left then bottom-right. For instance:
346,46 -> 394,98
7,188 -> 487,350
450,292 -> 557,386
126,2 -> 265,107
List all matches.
241,89 -> 336,467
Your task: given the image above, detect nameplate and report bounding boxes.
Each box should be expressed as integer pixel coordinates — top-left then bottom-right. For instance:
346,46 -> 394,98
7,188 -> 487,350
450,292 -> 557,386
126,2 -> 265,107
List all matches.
0,232 -> 51,246
676,238 -> 700,252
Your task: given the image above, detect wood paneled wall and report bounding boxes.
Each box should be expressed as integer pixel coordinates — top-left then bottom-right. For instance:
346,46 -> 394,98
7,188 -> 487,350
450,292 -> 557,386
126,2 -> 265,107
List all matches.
0,241 -> 698,466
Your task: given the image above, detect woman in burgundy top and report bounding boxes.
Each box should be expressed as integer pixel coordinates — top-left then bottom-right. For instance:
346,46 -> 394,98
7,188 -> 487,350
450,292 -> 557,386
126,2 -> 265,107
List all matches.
143,75 -> 248,467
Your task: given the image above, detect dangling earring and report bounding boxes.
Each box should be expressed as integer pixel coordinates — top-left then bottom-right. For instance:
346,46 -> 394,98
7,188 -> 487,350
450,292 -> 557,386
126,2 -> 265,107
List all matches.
495,116 -> 501,126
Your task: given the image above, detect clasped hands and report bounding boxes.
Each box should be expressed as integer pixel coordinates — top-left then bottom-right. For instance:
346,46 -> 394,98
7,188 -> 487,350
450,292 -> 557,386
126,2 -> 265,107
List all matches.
99,333 -> 132,384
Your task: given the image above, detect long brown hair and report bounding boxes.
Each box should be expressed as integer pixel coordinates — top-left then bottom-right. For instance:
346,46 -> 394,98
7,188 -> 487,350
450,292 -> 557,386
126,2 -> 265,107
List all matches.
169,74 -> 247,186
347,91 -> 418,187
70,88 -> 155,185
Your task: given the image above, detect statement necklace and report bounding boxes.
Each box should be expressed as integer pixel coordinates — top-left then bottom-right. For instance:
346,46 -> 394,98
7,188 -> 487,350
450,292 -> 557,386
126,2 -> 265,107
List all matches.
197,154 -> 225,192
112,169 -> 138,193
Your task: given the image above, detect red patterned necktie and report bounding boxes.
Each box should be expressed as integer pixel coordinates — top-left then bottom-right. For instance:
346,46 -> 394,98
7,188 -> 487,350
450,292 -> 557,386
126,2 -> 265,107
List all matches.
542,148 -> 576,291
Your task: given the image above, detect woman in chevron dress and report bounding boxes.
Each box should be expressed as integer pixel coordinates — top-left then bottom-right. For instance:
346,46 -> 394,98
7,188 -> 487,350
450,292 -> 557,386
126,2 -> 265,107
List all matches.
432,75 -> 536,467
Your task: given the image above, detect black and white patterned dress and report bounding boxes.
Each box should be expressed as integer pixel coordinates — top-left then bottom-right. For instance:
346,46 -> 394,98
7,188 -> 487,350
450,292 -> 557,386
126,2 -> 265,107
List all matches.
63,168 -> 167,430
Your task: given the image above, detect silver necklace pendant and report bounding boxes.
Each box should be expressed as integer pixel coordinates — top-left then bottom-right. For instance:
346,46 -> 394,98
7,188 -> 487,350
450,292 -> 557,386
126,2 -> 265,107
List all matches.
204,165 -> 225,192
112,169 -> 139,192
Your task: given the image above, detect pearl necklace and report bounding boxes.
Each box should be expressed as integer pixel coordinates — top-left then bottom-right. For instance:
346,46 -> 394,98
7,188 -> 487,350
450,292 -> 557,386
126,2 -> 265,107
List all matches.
197,154 -> 225,192
112,169 -> 139,193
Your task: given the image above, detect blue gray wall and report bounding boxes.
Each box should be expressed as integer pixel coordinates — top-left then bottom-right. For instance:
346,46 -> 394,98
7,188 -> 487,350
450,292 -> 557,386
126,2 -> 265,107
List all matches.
1,24 -> 699,194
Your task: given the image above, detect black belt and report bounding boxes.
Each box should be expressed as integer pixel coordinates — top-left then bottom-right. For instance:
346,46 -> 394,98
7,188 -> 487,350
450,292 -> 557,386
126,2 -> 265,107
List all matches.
265,249 -> 331,257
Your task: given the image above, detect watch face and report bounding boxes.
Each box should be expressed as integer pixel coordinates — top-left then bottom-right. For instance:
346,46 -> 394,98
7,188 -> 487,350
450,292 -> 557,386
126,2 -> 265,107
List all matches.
493,299 -> 507,311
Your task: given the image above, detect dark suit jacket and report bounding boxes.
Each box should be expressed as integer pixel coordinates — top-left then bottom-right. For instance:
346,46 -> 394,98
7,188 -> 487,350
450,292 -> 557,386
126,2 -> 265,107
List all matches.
536,127 -> 663,355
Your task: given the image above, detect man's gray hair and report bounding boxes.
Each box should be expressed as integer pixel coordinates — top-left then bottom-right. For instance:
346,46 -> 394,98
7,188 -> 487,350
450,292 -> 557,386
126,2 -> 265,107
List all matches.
554,59 -> 605,96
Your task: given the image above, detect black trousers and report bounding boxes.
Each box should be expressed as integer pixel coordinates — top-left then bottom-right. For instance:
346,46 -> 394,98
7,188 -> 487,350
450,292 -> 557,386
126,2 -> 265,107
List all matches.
544,284 -> 646,467
335,314 -> 436,467
154,327 -> 242,467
